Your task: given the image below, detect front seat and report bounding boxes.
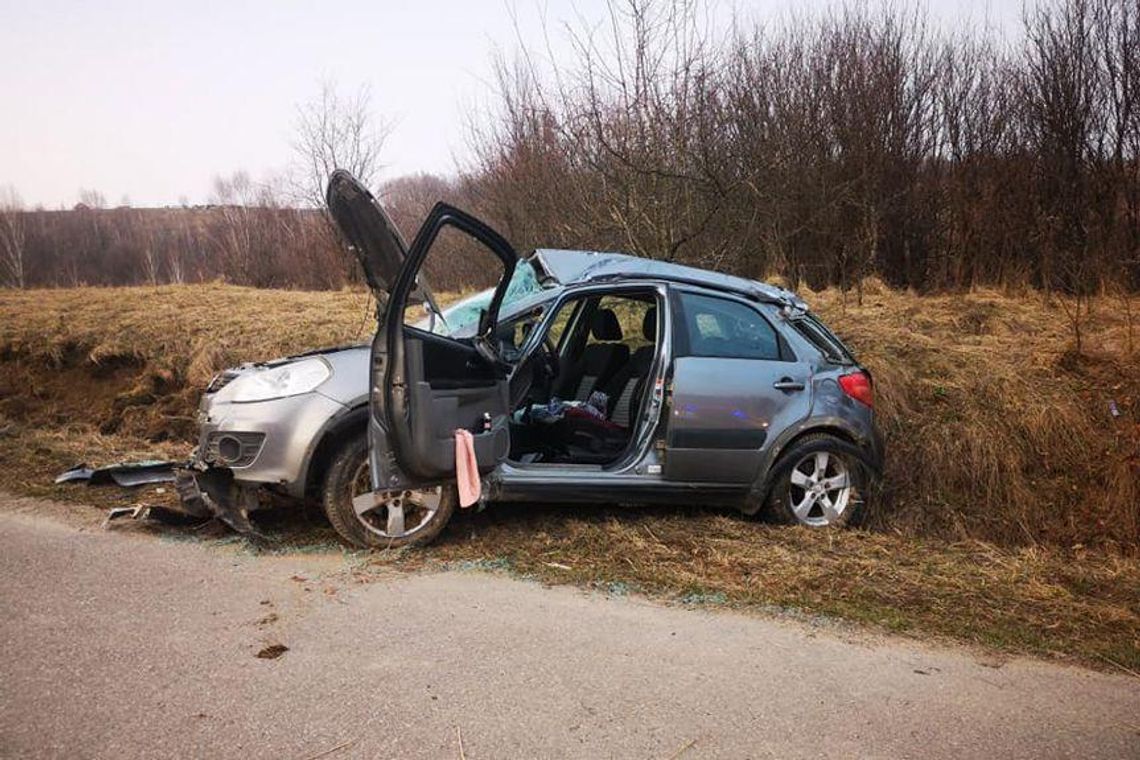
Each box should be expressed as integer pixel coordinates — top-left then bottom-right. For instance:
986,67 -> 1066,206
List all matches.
603,305 -> 657,428
564,308 -> 629,401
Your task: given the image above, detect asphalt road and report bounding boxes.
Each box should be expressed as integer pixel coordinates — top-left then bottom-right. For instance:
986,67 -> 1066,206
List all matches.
1,494 -> 1138,759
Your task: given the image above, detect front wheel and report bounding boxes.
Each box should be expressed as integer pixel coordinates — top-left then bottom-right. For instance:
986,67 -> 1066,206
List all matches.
764,433 -> 874,528
322,433 -> 456,549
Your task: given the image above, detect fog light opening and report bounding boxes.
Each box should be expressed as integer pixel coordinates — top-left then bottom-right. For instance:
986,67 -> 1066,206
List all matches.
216,435 -> 243,464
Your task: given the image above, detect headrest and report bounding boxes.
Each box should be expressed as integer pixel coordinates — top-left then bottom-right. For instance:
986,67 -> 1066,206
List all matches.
642,306 -> 657,341
590,308 -> 622,341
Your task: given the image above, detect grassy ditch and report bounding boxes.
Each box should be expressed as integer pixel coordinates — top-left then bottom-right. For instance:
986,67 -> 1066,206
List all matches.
0,282 -> 1138,669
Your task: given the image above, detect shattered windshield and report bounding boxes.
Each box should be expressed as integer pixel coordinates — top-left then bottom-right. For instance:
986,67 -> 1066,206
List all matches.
427,260 -> 544,337
502,259 -> 542,306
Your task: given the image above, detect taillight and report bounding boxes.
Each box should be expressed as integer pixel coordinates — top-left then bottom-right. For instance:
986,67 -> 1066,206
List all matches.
838,371 -> 873,408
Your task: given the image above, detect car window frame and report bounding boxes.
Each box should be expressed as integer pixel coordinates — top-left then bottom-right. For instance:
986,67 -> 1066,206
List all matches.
670,288 -> 795,363
789,313 -> 855,365
508,283 -> 663,377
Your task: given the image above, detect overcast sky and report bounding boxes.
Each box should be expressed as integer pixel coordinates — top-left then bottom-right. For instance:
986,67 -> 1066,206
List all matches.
0,0 -> 1029,209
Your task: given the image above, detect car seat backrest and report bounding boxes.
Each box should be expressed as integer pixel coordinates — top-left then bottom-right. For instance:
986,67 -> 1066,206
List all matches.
569,308 -> 628,401
605,305 -> 657,427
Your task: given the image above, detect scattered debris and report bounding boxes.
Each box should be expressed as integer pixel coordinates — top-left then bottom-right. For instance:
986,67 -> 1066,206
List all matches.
103,504 -> 210,529
70,461 -> 271,542
255,643 -> 289,660
55,459 -> 259,534
544,562 -> 573,571
173,467 -> 264,538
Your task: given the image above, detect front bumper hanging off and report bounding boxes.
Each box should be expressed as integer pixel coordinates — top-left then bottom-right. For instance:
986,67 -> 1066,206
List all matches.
172,466 -> 262,536
70,459 -> 265,538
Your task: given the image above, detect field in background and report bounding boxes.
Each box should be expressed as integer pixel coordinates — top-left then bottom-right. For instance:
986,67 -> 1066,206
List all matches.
1,283 -> 1137,668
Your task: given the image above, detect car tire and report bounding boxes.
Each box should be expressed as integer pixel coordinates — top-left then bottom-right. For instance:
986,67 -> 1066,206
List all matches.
322,433 -> 456,549
763,433 -> 874,528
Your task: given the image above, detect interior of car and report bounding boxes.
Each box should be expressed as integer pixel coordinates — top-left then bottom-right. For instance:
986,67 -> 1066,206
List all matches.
506,291 -> 661,466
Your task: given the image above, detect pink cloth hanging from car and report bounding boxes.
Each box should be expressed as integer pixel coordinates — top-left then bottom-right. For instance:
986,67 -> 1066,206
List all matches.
454,429 -> 481,508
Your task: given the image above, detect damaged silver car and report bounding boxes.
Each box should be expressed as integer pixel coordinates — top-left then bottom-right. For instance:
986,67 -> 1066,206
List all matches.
175,170 -> 883,547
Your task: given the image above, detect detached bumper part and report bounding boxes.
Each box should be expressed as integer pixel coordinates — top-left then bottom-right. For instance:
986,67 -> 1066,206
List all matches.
55,460 -> 180,487
173,467 -> 263,537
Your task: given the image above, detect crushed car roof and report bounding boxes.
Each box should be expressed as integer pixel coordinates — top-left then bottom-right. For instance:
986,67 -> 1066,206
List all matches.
532,248 -> 806,308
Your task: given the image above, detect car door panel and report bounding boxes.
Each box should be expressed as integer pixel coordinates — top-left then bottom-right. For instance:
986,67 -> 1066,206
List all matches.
400,332 -> 511,476
665,357 -> 812,482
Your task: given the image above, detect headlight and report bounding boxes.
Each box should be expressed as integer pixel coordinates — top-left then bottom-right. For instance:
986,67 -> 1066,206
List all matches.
227,358 -> 331,403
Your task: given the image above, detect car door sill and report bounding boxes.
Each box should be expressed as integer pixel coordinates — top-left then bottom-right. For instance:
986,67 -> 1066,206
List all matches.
494,474 -> 747,505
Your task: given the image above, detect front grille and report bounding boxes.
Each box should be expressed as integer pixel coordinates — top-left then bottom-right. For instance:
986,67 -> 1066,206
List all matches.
203,431 -> 266,467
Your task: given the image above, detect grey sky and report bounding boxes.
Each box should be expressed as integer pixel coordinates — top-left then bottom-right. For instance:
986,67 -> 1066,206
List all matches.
0,0 -> 1028,209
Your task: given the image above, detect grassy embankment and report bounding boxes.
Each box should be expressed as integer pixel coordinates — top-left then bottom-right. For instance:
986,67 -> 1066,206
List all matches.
0,282 -> 1137,670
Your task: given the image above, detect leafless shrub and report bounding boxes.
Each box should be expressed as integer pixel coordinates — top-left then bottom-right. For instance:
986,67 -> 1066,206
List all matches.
0,185 -> 26,288
464,0 -> 1140,309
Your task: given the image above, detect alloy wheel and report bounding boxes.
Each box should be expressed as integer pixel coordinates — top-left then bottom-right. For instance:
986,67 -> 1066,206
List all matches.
348,459 -> 441,539
787,450 -> 855,527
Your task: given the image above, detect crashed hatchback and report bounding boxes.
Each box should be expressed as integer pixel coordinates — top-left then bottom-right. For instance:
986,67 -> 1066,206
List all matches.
176,170 -> 883,547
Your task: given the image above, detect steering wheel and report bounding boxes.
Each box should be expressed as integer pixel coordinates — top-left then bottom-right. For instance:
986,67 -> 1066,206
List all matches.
472,335 -> 511,376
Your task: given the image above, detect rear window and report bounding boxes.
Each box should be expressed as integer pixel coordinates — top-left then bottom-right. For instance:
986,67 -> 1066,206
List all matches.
791,314 -> 854,364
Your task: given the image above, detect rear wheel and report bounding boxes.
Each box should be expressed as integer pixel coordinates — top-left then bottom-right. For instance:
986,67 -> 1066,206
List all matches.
764,433 -> 872,528
322,433 -> 455,549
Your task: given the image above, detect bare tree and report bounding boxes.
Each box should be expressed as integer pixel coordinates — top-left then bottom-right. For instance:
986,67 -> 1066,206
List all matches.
0,185 -> 27,288
291,81 -> 393,206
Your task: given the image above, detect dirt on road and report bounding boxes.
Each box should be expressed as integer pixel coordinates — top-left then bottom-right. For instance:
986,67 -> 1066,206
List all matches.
1,493 -> 1138,759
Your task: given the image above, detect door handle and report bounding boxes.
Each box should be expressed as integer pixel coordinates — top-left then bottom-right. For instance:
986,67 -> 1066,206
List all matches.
773,377 -> 805,392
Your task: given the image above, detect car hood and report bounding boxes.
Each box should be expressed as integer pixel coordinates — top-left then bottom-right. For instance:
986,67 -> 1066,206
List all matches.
325,170 -> 407,294
325,170 -> 436,307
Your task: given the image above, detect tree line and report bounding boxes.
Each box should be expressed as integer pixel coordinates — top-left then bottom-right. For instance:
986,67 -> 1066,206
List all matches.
1,0 -> 1137,298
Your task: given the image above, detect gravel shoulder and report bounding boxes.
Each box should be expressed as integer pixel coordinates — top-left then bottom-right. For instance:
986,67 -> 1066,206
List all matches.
1,494 -> 1138,759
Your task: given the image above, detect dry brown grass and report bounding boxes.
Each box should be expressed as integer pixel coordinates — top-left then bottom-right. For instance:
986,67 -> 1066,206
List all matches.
1,282 -> 1138,668
0,284 -> 376,441
808,286 -> 1139,549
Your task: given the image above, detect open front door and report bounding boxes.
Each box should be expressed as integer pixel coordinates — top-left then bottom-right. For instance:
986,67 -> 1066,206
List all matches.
327,170 -> 520,493
374,202 -> 519,485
